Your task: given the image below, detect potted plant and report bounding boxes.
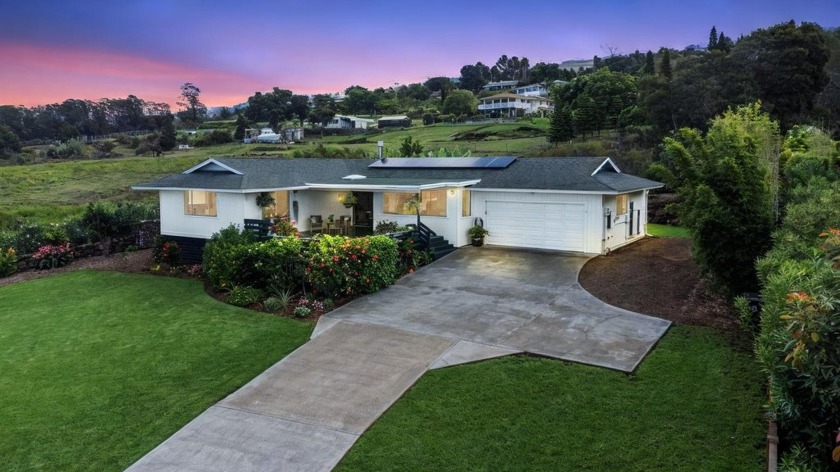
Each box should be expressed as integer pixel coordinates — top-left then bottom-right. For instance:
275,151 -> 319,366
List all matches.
256,192 -> 276,212
342,193 -> 358,208
467,225 -> 490,247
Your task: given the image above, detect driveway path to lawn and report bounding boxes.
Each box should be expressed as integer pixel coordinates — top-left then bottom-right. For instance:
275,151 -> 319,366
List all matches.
127,247 -> 670,472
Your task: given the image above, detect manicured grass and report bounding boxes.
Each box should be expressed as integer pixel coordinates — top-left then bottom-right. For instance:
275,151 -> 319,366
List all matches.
337,326 -> 765,471
0,271 -> 312,472
648,223 -> 692,238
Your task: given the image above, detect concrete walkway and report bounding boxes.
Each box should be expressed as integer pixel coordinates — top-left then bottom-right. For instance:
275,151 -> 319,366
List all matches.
127,247 -> 670,471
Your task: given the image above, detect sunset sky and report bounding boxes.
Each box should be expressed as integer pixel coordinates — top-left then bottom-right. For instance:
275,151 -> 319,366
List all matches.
1,0 -> 838,108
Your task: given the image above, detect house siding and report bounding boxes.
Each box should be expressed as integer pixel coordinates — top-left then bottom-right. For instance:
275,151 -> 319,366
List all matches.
160,190 -> 260,240
602,190 -> 648,252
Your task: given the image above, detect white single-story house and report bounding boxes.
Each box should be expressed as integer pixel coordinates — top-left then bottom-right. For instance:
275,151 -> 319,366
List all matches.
477,93 -> 554,118
325,115 -> 375,130
133,157 -> 662,262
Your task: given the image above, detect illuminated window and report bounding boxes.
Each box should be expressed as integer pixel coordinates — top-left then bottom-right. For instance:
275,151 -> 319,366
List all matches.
184,191 -> 217,216
461,190 -> 471,217
383,190 -> 447,217
263,191 -> 289,218
616,194 -> 628,215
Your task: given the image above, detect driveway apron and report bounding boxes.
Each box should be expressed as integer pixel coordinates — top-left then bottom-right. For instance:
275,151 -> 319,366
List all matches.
126,246 -> 670,471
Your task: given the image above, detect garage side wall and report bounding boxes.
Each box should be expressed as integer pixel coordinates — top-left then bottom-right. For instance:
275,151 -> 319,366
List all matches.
603,190 -> 647,252
470,190 -> 603,254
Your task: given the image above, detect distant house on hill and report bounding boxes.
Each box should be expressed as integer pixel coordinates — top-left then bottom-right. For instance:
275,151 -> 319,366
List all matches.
378,115 -> 412,128
326,115 -> 375,130
477,93 -> 553,118
482,80 -> 519,92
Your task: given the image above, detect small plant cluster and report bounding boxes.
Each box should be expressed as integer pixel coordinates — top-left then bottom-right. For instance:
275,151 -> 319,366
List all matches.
0,247 -> 17,277
152,237 -> 181,267
397,238 -> 432,276
374,220 -> 410,235
269,216 -> 300,237
31,243 -> 73,270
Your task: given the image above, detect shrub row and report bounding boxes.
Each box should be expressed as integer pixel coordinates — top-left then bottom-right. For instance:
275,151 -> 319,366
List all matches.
202,225 -> 402,299
0,201 -> 158,255
747,128 -> 840,470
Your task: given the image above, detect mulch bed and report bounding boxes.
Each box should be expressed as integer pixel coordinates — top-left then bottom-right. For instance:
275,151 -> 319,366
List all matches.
578,237 -> 740,332
0,249 -> 155,288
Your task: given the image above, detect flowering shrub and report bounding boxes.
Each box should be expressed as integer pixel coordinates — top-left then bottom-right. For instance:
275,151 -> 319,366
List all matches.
31,243 -> 73,270
397,238 -> 433,276
153,236 -> 181,266
0,247 -> 17,277
305,235 -> 398,297
269,216 -> 300,237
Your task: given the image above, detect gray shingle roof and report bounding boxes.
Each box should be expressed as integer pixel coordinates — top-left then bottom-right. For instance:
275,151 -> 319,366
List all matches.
133,157 -> 662,193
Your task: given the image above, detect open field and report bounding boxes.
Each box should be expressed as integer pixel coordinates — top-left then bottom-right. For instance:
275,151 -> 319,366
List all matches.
337,325 -> 765,471
0,271 -> 312,471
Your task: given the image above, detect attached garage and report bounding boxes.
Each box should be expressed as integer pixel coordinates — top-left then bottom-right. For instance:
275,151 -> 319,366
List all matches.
485,201 -> 586,252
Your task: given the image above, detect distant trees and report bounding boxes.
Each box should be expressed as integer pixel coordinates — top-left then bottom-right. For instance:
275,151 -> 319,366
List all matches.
245,88 -> 294,129
491,55 -> 530,82
441,90 -> 477,116
553,68 -> 637,137
424,77 -> 454,102
548,106 -> 574,143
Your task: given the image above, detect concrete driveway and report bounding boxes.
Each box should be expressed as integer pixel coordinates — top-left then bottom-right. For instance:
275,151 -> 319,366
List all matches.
318,246 -> 671,372
127,247 -> 670,472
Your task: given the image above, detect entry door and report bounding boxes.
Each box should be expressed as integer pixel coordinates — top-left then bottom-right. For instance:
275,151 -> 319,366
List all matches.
485,201 -> 586,252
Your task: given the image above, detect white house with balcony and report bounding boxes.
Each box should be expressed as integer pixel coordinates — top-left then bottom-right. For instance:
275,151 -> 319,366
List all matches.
514,83 -> 549,97
477,93 -> 554,118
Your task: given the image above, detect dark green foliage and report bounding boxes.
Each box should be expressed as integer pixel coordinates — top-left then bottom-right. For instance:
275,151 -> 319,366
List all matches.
659,48 -> 672,80
201,224 -> 258,291
152,237 -> 181,266
81,201 -> 158,240
731,21 -> 830,131
226,286 -> 262,307
662,103 -> 777,294
548,106 -> 574,142
233,114 -> 248,140
193,129 -> 233,147
158,115 -> 177,151
441,90 -> 477,116
642,50 -> 655,75
399,136 -> 424,157
0,124 -> 21,157
554,68 -> 637,137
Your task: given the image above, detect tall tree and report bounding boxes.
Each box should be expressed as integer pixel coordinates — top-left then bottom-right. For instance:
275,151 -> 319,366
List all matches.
233,113 -> 248,140
176,83 -> 207,125
424,77 -> 454,102
659,48 -> 672,80
708,26 -> 718,50
245,88 -> 294,129
290,95 -> 310,125
658,103 -> 778,294
642,51 -> 656,75
548,106 -> 575,143
459,62 -> 492,92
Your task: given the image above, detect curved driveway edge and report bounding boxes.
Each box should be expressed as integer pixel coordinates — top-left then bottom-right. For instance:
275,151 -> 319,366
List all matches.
320,246 -> 671,372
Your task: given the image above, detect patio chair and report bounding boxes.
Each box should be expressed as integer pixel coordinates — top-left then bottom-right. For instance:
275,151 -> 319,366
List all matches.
340,215 -> 352,235
310,215 -> 324,234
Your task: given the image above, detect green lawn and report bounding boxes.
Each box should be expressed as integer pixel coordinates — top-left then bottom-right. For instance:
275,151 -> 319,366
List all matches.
337,326 -> 765,471
648,223 -> 692,238
0,271 -> 312,472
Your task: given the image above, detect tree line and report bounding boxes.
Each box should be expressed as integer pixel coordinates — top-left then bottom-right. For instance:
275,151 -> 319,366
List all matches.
550,21 -> 839,143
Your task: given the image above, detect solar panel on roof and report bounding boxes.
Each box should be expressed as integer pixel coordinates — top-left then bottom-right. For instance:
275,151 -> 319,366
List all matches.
367,157 -> 516,169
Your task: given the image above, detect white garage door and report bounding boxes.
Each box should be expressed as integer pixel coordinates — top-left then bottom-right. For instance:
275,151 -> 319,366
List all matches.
485,201 -> 586,252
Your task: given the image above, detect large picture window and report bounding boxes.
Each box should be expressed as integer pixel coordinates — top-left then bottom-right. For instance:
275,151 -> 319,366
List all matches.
383,190 -> 447,217
184,191 -> 217,216
263,191 -> 289,218
461,190 -> 471,217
